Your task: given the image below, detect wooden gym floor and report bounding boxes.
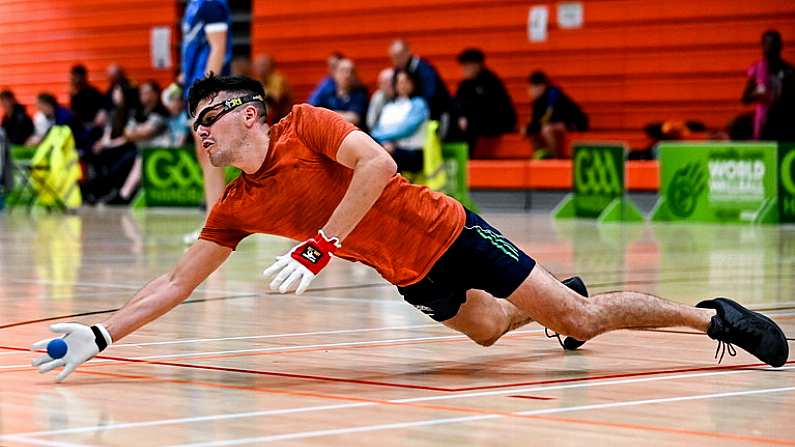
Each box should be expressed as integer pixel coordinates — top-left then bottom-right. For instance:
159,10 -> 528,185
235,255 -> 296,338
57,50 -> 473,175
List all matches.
0,208 -> 793,446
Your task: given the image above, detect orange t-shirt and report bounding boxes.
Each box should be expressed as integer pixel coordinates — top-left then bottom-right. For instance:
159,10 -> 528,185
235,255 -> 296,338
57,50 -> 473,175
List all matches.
199,104 -> 465,286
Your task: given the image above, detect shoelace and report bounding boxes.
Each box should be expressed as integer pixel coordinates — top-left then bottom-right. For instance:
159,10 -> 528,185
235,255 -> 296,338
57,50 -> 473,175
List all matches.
714,340 -> 737,363
545,328 -> 565,349
713,330 -> 794,364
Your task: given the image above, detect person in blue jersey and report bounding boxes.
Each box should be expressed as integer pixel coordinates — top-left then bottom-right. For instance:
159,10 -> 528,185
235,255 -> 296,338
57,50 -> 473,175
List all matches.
182,0 -> 232,236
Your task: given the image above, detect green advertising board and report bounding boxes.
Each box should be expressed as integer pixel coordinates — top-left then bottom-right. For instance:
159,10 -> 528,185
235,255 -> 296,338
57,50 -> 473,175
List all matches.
779,143 -> 795,223
651,142 -> 779,224
553,143 -> 644,223
133,146 -> 239,208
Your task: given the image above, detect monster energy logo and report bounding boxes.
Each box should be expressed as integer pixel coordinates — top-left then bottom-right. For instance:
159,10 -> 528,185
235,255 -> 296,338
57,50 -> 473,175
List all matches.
468,225 -> 519,261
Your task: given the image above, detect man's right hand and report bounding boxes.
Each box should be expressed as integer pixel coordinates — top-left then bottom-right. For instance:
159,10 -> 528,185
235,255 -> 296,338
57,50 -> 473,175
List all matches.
31,323 -> 112,383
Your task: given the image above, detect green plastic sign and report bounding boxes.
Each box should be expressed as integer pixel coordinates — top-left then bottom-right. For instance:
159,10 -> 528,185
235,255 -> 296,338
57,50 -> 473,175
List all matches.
651,142 -> 779,223
554,143 -> 644,222
779,143 -> 795,223
141,147 -> 205,206
136,147 -> 239,207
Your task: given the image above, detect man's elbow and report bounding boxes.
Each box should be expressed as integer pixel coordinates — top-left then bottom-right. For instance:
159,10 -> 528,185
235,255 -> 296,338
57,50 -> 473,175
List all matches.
375,152 -> 398,177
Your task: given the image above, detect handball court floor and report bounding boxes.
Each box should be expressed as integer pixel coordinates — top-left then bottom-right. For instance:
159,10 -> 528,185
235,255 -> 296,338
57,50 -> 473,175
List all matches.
0,208 -> 794,446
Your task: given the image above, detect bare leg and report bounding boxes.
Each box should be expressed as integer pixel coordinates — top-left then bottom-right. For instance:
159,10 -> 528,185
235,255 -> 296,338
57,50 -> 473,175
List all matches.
443,289 -> 534,346
194,132 -> 226,213
507,265 -> 715,341
442,265 -> 715,346
119,156 -> 142,200
540,123 -> 567,158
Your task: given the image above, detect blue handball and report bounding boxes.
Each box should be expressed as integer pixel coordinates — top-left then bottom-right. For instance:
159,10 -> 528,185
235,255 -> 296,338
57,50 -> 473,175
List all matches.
47,338 -> 68,359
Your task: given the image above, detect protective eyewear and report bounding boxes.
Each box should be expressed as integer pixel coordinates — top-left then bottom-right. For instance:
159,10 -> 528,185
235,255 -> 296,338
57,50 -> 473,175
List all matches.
193,94 -> 265,131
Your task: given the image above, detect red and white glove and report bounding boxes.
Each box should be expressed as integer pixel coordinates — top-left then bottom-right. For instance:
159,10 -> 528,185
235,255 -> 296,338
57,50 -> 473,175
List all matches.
262,230 -> 341,294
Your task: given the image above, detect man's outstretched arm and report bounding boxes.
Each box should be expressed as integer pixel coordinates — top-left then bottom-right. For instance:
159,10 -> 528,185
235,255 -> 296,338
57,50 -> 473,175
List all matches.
31,239 -> 232,381
103,239 -> 232,341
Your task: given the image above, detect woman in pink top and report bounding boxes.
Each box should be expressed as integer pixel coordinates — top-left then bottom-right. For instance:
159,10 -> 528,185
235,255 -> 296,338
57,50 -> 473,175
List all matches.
742,30 -> 794,140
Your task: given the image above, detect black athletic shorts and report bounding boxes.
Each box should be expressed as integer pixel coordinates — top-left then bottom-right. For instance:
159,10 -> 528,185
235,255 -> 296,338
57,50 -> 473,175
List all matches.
397,209 -> 536,322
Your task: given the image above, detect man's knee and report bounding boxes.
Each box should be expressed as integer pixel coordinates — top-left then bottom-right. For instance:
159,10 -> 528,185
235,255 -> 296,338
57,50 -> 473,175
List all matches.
464,316 -> 507,347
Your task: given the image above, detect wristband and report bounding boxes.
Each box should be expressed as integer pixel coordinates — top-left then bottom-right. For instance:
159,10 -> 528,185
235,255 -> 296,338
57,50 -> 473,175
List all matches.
91,324 -> 113,352
290,230 -> 341,274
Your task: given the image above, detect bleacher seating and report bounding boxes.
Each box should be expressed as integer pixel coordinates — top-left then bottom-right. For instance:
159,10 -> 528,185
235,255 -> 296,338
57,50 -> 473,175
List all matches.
252,0 -> 795,153
468,159 -> 659,191
0,0 -> 177,106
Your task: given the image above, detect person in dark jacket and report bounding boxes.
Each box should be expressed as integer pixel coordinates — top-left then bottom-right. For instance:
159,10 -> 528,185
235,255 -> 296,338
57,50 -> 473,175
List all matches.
389,39 -> 452,123
524,71 -> 588,159
0,90 -> 34,145
454,48 -> 517,158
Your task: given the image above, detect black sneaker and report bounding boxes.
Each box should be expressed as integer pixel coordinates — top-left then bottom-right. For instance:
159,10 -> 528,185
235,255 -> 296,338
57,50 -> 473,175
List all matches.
546,276 -> 589,351
696,298 -> 789,367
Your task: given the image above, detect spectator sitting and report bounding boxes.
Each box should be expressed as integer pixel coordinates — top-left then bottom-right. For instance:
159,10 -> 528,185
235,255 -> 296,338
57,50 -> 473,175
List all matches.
366,68 -> 395,131
27,93 -> 76,146
312,58 -> 368,127
454,48 -> 517,159
524,71 -> 588,159
371,69 -> 430,174
254,54 -> 294,123
85,82 -> 139,204
388,39 -> 451,123
0,90 -> 34,145
104,64 -> 134,110
69,64 -> 108,152
161,83 -> 190,147
102,80 -> 169,204
308,51 -> 344,105
743,29 -> 795,142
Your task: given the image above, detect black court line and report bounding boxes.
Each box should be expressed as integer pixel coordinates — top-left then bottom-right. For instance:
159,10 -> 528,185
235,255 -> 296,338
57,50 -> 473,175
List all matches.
0,282 -> 390,330
2,271 -> 792,330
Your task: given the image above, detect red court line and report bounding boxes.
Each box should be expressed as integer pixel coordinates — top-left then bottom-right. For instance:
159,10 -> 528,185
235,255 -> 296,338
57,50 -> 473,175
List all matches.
61,370 -> 795,446
530,414 -> 795,446
4,344 -> 792,393
54,369 -> 795,447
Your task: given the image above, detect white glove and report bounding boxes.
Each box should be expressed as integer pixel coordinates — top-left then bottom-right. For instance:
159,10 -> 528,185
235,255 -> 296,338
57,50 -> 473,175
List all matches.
262,254 -> 316,294
31,323 -> 113,383
262,231 -> 341,295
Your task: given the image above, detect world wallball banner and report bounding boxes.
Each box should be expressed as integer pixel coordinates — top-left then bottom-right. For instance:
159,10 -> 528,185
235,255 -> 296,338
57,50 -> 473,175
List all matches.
652,142 -> 779,223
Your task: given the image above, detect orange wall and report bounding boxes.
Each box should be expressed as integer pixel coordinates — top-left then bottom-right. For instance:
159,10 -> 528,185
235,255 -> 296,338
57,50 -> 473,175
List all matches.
252,0 -> 795,135
0,0 -> 178,111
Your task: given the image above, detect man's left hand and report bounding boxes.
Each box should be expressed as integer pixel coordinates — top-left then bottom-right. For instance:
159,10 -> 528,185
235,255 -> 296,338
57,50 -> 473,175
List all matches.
263,231 -> 341,294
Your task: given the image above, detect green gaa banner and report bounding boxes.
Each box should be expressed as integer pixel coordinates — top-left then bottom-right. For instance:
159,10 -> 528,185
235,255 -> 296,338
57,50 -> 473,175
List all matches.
572,143 -> 624,217
140,147 -> 205,206
135,147 -> 239,207
651,142 -> 779,223
554,143 -> 644,222
779,143 -> 795,223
